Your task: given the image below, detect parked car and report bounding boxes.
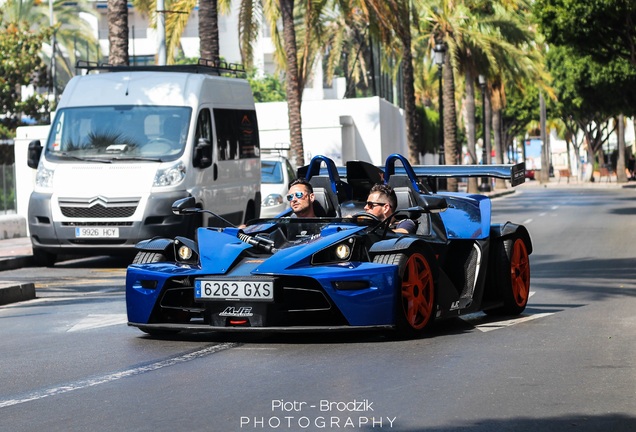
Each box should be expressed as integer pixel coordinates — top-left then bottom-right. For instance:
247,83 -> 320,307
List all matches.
126,153 -> 531,339
260,154 -> 296,218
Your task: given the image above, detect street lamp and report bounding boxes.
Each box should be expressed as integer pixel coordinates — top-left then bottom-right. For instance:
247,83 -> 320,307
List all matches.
478,74 -> 491,192
433,42 -> 446,190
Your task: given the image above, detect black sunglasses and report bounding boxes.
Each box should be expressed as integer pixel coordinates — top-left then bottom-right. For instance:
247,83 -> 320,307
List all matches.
365,201 -> 387,208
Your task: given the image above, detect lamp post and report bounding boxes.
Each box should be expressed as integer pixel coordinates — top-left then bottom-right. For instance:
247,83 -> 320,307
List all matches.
433,42 -> 446,190
478,74 -> 491,192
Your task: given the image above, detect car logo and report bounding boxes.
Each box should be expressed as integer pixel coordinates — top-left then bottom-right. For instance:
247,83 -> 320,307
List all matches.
219,307 -> 253,317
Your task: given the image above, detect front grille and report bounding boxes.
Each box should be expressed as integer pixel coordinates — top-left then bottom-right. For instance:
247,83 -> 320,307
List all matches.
62,221 -> 134,227
150,276 -> 348,327
58,197 -> 140,219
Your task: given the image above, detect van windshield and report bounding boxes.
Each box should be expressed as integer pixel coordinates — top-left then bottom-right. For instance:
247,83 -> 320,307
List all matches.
45,106 -> 192,162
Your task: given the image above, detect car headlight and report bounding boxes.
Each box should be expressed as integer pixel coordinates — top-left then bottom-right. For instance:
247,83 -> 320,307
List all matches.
262,194 -> 284,207
154,161 -> 186,187
174,237 -> 199,264
177,244 -> 193,260
335,243 -> 351,260
311,237 -> 360,265
35,164 -> 55,189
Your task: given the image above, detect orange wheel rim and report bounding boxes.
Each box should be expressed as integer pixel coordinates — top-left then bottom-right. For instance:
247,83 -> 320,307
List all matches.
510,239 -> 530,307
401,253 -> 434,329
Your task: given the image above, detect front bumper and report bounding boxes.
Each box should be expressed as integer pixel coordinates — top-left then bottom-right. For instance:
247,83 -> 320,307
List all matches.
126,262 -> 399,330
28,190 -> 191,255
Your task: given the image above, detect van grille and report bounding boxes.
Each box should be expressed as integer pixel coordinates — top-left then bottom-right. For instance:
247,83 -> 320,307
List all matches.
59,197 -> 140,218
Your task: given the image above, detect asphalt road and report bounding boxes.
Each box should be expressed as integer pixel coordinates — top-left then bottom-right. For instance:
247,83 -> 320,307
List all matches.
1,185 -> 636,432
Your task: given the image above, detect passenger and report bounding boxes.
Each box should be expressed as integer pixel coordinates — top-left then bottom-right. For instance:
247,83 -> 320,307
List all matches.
287,178 -> 316,218
364,184 -> 417,234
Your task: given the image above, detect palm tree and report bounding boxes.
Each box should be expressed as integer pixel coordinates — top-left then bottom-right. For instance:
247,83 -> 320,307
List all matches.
108,0 -> 129,65
1,0 -> 100,91
359,0 -> 420,165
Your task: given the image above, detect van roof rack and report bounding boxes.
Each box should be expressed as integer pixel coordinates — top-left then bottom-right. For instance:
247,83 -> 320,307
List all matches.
75,58 -> 246,77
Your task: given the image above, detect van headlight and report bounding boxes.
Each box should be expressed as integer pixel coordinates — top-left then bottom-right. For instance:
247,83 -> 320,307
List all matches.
35,164 -> 55,189
154,161 -> 186,187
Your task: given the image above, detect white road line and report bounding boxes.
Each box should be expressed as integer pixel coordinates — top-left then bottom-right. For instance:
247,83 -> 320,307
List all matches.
0,343 -> 237,409
474,312 -> 554,332
522,218 -> 533,224
67,314 -> 128,332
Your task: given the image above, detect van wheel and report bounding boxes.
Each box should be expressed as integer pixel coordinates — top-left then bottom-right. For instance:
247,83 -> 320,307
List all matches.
132,251 -> 166,264
33,248 -> 56,267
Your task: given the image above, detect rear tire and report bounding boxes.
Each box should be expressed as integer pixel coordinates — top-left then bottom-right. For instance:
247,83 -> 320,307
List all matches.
132,251 -> 166,264
486,236 -> 530,315
374,248 -> 436,338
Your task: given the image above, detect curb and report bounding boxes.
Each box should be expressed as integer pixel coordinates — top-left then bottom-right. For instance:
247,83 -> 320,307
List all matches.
0,282 -> 36,306
0,255 -> 33,272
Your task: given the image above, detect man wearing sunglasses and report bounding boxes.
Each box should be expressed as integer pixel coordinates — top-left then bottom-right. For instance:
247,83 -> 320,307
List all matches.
286,178 -> 316,218
364,184 -> 417,234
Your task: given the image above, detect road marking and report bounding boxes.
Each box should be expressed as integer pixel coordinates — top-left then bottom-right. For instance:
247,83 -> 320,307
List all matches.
0,343 -> 238,409
67,314 -> 128,332
522,218 -> 533,224
474,312 -> 554,332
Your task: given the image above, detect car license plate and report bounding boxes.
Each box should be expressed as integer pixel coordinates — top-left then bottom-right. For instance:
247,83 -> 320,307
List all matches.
194,279 -> 274,301
75,227 -> 120,238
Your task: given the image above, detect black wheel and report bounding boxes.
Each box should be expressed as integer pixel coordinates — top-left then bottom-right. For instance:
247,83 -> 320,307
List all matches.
374,248 -> 436,338
485,236 -> 530,316
132,251 -> 167,264
32,248 -> 56,267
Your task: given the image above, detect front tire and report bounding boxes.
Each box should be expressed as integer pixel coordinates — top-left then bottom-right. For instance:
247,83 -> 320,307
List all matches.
132,251 -> 166,264
33,248 -> 56,267
374,249 -> 436,338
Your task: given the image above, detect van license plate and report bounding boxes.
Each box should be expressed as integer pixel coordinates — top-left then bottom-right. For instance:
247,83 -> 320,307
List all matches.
75,227 -> 120,238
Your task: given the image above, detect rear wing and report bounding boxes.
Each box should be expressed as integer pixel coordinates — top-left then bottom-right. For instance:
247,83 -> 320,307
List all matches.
408,163 -> 526,187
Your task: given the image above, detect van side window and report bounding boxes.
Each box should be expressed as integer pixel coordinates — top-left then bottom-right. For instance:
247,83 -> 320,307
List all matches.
213,109 -> 260,161
195,109 -> 213,142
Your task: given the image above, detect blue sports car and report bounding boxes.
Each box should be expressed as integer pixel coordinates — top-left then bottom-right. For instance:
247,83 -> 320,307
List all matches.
126,154 -> 531,338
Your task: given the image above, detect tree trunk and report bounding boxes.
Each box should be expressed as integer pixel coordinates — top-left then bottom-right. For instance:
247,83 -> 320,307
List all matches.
485,88 -> 492,164
463,70 -> 478,193
617,114 -> 627,182
539,92 -> 550,183
280,0 -> 305,167
199,0 -> 220,61
442,53 -> 458,192
399,20 -> 419,165
492,107 -> 506,190
107,0 -> 129,66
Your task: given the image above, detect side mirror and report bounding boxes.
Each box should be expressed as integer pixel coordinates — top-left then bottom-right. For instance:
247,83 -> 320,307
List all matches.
27,140 -> 43,169
421,195 -> 448,213
172,197 -> 198,215
193,138 -> 212,168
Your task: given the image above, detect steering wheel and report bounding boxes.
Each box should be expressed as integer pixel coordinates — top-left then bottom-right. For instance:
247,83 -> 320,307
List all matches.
147,138 -> 173,146
349,211 -> 380,223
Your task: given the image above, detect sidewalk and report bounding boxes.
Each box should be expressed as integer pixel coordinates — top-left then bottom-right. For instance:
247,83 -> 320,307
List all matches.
0,236 -> 34,305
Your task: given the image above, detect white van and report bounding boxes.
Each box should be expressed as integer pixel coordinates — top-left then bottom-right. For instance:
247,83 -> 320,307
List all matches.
27,61 -> 261,265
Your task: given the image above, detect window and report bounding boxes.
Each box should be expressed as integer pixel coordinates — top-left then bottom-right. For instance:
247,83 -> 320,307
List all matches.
213,109 -> 260,161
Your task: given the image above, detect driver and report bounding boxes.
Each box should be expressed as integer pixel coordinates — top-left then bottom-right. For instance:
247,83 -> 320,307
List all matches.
364,184 -> 417,234
287,178 -> 316,218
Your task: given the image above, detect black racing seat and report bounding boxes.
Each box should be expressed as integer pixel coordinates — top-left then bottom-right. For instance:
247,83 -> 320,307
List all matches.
309,176 -> 340,217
